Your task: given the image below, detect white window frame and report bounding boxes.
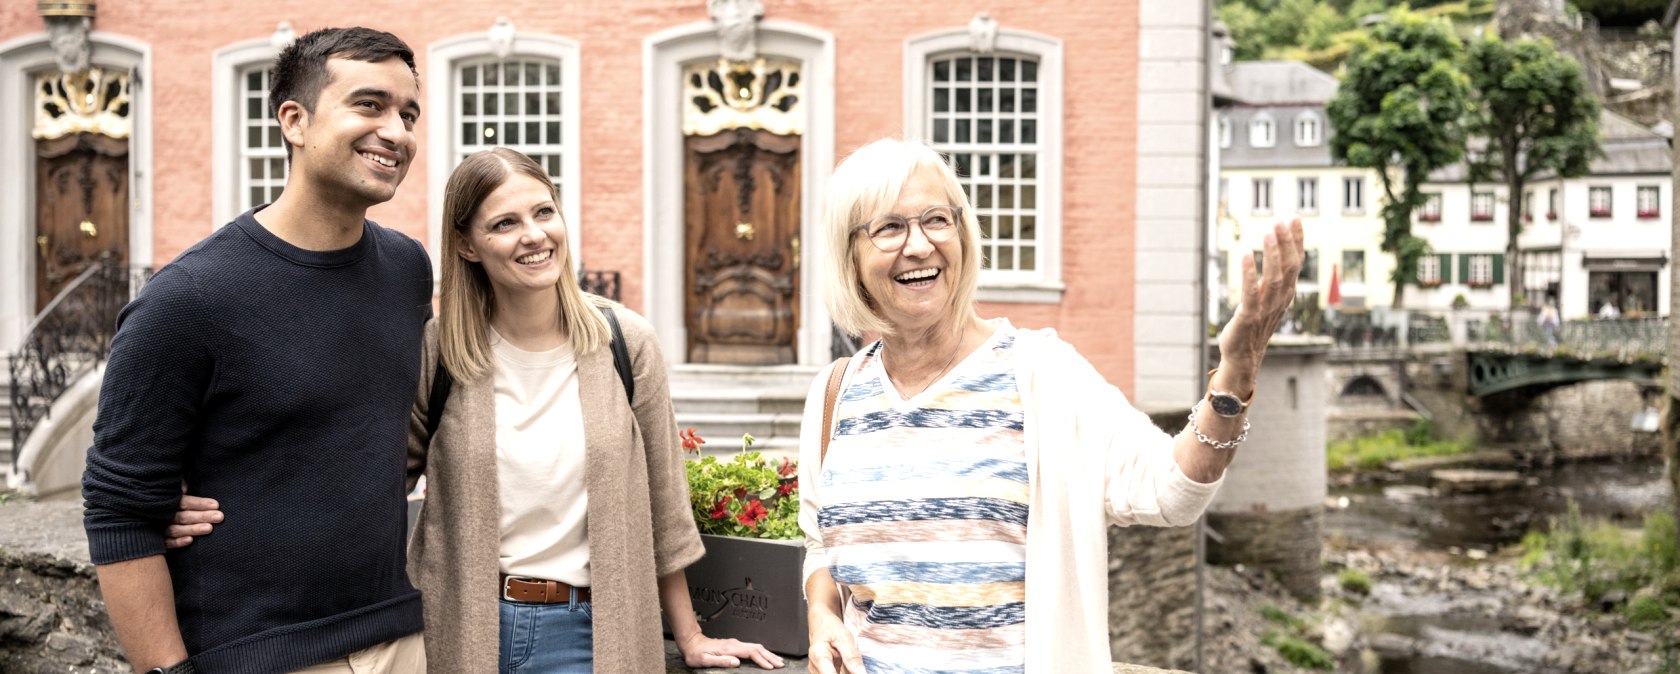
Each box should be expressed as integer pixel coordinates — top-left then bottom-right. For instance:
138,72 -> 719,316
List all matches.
1294,112 -> 1321,147
1417,255 -> 1441,284
1253,177 -> 1272,214
1249,113 -> 1275,148
1471,192 -> 1495,221
1342,175 -> 1363,214
906,27 -> 1063,302
1638,185 -> 1661,219
213,39 -> 282,228
1468,254 -> 1494,285
1297,176 -> 1317,213
1218,114 -> 1231,149
1419,192 -> 1442,222
1589,186 -> 1613,218
428,32 -> 582,280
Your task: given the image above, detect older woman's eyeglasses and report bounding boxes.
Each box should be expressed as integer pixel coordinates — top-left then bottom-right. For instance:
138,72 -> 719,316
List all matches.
853,205 -> 962,252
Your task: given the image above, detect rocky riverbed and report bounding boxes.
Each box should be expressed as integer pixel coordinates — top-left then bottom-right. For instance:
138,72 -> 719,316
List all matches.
1201,539 -> 1674,673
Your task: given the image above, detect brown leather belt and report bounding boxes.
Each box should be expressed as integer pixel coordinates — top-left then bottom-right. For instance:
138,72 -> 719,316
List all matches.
500,575 -> 591,604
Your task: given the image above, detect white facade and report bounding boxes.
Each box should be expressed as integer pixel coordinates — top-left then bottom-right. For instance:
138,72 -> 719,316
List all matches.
1409,112 -> 1673,319
1218,165 -> 1390,309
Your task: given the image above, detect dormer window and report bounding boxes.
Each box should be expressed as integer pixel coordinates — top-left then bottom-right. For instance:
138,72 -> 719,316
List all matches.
1294,112 -> 1321,147
1249,113 -> 1275,148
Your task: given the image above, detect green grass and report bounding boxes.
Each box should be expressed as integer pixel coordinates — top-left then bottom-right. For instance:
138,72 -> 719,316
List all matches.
1260,633 -> 1335,670
1519,501 -> 1680,652
1327,421 -> 1473,472
1338,568 -> 1373,595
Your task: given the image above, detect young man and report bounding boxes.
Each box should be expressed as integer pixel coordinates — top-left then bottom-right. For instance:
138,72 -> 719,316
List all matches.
81,27 -> 432,674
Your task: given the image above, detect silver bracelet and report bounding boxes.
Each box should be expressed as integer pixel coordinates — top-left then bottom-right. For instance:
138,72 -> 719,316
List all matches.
1186,402 -> 1249,451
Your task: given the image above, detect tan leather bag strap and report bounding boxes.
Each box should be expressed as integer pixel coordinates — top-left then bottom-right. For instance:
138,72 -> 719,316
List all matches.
820,357 -> 850,467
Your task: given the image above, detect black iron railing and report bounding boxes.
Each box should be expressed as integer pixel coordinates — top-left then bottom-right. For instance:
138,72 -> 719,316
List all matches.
8,261 -> 150,467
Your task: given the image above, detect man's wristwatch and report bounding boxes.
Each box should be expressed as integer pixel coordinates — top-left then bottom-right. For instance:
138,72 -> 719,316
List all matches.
1206,388 -> 1253,418
148,660 -> 195,674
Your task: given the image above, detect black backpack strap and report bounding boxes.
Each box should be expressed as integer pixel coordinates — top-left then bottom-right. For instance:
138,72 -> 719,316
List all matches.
599,306 -> 634,404
424,359 -> 453,439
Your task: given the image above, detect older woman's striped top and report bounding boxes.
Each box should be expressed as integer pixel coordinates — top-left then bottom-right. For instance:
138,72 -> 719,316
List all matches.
817,325 -> 1027,674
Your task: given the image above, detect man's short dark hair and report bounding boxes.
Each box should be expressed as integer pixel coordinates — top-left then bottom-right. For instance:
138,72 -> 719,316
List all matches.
269,27 -> 416,158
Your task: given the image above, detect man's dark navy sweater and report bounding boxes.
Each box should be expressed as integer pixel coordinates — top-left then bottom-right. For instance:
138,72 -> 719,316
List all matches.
82,210 -> 433,673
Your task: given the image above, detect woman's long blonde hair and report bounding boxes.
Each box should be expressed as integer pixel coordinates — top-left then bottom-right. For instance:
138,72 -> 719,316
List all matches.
438,147 -> 611,380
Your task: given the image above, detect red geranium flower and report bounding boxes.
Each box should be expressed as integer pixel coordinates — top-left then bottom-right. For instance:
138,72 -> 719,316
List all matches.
709,495 -> 733,520
680,428 -> 706,454
777,457 -> 796,478
737,499 -> 769,529
777,479 -> 798,497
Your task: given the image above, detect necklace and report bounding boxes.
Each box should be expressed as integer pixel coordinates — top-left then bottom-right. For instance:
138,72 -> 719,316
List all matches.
885,324 -> 967,399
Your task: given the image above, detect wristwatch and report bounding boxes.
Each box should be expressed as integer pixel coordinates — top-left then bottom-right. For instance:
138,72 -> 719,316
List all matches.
1206,388 -> 1252,418
147,660 -> 195,674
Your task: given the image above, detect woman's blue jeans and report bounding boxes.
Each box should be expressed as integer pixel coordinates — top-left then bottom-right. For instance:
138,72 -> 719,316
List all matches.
498,589 -> 593,673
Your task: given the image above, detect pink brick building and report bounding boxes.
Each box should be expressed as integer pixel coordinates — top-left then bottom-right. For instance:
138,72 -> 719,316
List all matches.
1,0 -> 1211,409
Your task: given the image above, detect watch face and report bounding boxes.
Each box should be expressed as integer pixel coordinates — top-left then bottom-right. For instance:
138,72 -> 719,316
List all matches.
1210,393 -> 1244,417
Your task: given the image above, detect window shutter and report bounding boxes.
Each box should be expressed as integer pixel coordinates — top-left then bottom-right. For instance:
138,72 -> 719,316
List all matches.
1492,254 -> 1505,284
1457,254 -> 1469,285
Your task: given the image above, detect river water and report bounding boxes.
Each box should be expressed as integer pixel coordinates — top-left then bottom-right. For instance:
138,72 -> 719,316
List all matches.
1324,457 -> 1673,674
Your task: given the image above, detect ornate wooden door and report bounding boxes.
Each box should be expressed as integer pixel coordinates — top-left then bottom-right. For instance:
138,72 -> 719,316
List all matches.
684,128 -> 800,365
36,132 -> 128,311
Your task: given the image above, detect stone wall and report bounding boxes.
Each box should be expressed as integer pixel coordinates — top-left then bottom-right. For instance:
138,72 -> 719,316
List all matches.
0,500 -> 124,673
1108,523 -> 1200,670
1206,508 -> 1324,601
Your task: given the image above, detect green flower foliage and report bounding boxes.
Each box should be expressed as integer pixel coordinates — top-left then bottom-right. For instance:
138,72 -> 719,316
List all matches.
1327,8 -> 1471,307
685,433 -> 802,540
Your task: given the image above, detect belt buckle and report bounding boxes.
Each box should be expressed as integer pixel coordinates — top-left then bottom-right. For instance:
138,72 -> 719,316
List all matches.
501,575 -> 518,602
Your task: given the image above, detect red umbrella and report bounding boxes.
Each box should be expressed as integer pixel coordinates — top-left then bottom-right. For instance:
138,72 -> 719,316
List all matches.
1326,263 -> 1342,308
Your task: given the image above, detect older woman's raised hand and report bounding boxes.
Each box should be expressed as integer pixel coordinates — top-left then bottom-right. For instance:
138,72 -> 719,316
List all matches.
1217,219 -> 1305,377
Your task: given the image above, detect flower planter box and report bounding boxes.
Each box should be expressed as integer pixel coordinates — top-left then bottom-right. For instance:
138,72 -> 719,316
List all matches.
669,534 -> 809,656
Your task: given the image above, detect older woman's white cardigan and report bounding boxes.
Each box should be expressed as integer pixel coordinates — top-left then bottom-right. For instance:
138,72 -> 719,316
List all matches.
798,322 -> 1225,673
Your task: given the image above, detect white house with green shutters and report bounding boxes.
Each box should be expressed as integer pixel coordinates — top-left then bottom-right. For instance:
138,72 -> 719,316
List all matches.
1406,110 -> 1672,319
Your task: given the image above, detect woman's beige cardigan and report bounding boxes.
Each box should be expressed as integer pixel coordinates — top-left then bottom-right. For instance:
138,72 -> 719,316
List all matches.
405,311 -> 705,672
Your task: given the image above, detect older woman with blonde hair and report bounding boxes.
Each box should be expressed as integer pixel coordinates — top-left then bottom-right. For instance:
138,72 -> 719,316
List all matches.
797,138 -> 1303,673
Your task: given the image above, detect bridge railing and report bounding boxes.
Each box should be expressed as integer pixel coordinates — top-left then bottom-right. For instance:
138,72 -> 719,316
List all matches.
1474,315 -> 1665,363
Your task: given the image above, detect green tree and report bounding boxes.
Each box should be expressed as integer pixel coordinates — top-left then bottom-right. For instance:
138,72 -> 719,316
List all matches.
1461,36 -> 1599,309
1327,8 -> 1471,307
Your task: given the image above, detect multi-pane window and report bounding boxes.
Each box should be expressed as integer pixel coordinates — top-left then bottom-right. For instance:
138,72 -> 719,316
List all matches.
1638,185 -> 1661,219
455,59 -> 567,196
1299,249 -> 1318,284
1420,193 -> 1442,222
1468,254 -> 1495,286
1342,176 -> 1363,213
931,54 -> 1042,274
1219,115 -> 1231,149
239,66 -> 286,210
1294,113 -> 1320,147
1253,178 -> 1272,213
1250,114 -> 1275,148
1342,250 -> 1365,284
1417,255 -> 1441,284
1548,188 -> 1559,219
1470,192 -> 1495,221
1589,186 -> 1613,217
1298,177 -> 1317,213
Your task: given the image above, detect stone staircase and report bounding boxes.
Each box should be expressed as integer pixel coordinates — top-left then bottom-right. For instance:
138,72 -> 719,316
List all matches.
668,364 -> 822,463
